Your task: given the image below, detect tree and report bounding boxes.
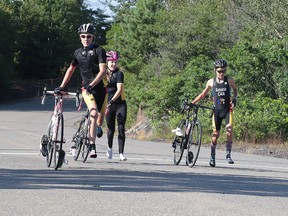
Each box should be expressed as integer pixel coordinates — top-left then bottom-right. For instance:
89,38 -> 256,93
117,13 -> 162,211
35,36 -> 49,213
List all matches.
106,0 -> 163,73
0,1 -> 18,93
9,0 -> 111,79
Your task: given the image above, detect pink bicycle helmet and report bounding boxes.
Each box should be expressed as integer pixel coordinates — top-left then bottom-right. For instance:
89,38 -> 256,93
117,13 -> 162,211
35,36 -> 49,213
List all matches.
106,51 -> 120,61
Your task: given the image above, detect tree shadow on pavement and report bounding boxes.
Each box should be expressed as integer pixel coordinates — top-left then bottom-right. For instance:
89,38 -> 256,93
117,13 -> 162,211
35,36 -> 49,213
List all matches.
0,167 -> 287,198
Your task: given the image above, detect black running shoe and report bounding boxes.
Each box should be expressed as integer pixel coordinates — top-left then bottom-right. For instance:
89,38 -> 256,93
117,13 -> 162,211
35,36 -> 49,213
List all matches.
57,150 -> 66,168
187,151 -> 194,165
40,135 -> 49,157
90,149 -> 97,158
96,127 -> 103,138
226,154 -> 234,164
209,156 -> 216,167
90,144 -> 97,158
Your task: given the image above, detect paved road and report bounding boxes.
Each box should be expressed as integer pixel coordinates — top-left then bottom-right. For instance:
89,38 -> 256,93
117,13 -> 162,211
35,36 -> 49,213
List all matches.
0,97 -> 287,216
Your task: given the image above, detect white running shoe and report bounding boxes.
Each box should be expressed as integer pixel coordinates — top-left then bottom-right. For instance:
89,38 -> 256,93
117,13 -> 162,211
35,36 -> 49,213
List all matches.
172,127 -> 184,137
70,146 -> 76,157
119,153 -> 127,161
106,148 -> 113,160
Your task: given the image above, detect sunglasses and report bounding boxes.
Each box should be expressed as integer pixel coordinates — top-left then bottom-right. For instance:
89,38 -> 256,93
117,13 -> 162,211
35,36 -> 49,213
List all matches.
216,69 -> 226,74
80,35 -> 92,39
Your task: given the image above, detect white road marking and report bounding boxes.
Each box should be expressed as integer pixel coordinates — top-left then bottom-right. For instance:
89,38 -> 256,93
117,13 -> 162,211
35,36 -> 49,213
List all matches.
0,151 -> 287,171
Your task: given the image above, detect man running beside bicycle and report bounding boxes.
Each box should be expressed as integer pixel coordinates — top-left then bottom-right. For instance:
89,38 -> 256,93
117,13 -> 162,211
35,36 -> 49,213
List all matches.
54,23 -> 107,158
192,59 -> 238,167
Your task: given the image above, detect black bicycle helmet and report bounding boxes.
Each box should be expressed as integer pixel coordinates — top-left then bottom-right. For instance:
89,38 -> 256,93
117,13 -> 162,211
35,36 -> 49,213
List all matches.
214,59 -> 228,68
78,23 -> 95,35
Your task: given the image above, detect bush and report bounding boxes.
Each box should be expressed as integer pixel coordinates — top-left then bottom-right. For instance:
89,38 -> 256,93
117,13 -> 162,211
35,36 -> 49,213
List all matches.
234,94 -> 288,143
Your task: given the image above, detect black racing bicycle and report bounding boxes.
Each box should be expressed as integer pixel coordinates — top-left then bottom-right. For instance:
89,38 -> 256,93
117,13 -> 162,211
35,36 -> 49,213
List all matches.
71,98 -> 91,163
40,87 -> 79,170
172,100 -> 213,168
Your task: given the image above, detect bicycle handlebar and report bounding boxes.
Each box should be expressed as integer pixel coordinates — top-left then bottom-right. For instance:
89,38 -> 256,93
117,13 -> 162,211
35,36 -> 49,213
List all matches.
181,101 -> 214,118
186,102 -> 213,111
41,87 -> 80,107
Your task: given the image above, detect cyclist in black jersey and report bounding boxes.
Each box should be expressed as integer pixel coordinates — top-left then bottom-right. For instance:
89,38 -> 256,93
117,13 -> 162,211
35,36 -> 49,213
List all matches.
54,23 -> 107,158
105,51 -> 127,161
192,59 -> 238,167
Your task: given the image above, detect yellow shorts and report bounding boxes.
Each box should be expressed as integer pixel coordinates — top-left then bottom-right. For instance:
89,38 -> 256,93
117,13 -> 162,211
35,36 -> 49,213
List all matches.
82,87 -> 107,114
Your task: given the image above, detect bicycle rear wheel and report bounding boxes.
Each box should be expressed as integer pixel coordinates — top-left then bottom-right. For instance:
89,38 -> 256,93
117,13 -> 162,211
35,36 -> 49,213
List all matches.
81,139 -> 90,163
73,133 -> 83,161
72,119 -> 85,161
186,120 -> 202,168
53,114 -> 64,170
173,120 -> 186,165
81,119 -> 90,163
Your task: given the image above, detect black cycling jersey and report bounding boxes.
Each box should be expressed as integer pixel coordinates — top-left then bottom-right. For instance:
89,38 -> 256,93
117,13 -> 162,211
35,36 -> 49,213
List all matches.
107,68 -> 126,104
212,76 -> 231,111
71,44 -> 106,89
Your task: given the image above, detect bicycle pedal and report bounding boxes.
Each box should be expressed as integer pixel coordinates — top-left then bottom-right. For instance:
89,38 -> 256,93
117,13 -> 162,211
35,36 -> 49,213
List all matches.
40,134 -> 49,145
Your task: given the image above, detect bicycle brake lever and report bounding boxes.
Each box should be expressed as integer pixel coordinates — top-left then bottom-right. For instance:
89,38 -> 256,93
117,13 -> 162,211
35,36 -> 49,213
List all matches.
41,87 -> 47,105
76,91 -> 80,108
41,94 -> 46,105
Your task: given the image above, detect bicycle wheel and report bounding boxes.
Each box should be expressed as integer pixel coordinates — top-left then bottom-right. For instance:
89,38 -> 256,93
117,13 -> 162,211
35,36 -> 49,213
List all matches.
46,119 -> 54,167
53,114 -> 64,170
173,120 -> 186,165
73,133 -> 83,161
186,120 -> 202,168
81,118 -> 90,163
72,119 -> 85,161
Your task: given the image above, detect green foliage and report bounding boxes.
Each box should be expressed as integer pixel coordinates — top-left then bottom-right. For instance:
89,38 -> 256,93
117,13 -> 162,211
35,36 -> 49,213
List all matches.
222,33 -> 288,102
0,1 -> 18,92
1,0 -> 288,143
0,0 -> 111,81
105,0 -> 288,142
106,0 -> 163,73
234,95 -> 288,143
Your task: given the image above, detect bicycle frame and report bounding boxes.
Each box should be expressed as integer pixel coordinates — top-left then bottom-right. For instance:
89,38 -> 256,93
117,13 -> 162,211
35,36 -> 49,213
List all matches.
41,87 -> 79,169
49,95 -> 62,141
72,96 -> 92,162
173,100 -> 213,167
184,102 -> 213,142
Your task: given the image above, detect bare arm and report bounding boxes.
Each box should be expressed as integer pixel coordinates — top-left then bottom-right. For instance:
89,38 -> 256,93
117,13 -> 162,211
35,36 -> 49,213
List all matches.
228,77 -> 238,99
59,64 -> 76,88
192,79 -> 213,104
90,63 -> 106,87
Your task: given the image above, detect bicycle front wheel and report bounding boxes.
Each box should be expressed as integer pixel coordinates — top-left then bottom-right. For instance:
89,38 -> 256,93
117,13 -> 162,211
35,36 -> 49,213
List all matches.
46,140 -> 53,167
53,114 -> 64,170
173,120 -> 186,165
186,120 -> 202,168
46,118 -> 54,167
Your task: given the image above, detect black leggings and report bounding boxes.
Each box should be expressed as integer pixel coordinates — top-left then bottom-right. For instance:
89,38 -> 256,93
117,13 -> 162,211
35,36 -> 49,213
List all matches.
106,101 -> 127,153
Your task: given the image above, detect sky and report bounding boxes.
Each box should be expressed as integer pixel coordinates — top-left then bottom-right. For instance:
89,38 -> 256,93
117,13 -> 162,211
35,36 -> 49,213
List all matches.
86,0 -> 114,15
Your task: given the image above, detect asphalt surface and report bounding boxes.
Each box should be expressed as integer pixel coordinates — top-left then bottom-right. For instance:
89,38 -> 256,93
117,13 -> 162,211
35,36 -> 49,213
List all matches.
0,97 -> 287,216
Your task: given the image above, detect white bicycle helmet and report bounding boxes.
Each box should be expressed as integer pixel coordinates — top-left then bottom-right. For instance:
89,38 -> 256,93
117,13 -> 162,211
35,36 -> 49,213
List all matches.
78,23 -> 95,35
